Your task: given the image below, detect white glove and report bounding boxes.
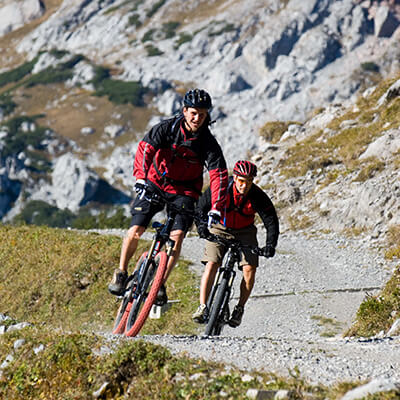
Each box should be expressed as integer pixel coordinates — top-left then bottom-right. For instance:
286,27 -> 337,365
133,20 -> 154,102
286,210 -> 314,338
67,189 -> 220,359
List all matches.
134,179 -> 148,199
207,209 -> 221,228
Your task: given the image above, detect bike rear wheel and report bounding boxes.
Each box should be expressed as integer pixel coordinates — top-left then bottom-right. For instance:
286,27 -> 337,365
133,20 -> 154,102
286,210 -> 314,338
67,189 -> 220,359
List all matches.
125,251 -> 168,337
112,252 -> 148,334
205,275 -> 229,336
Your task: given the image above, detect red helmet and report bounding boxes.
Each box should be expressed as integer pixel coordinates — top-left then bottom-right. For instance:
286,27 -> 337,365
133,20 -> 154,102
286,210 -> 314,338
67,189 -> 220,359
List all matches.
233,160 -> 257,177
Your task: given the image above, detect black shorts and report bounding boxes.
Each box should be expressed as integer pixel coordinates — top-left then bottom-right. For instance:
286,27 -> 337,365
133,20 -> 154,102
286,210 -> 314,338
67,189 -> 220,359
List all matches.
130,185 -> 196,233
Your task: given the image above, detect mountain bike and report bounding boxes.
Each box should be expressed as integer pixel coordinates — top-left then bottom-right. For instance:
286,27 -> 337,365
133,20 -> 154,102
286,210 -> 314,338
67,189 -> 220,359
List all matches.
203,233 -> 266,336
112,188 -> 195,337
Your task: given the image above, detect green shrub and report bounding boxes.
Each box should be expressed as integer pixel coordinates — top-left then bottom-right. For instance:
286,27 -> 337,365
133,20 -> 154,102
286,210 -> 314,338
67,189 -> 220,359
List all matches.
174,32 -> 193,49
162,21 -> 180,39
90,65 -> 147,106
94,78 -> 147,105
72,207 -> 130,229
24,55 -> 84,88
128,12 -> 142,28
2,116 -> 48,158
141,28 -> 156,42
49,49 -> 69,59
146,0 -> 166,18
13,200 -> 75,228
145,44 -> 164,57
208,22 -> 236,37
0,56 -> 38,88
361,62 -> 380,73
0,93 -> 17,116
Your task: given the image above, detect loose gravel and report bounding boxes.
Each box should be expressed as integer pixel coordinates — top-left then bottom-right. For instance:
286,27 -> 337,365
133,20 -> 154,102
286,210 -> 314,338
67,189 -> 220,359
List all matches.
99,227 -> 400,387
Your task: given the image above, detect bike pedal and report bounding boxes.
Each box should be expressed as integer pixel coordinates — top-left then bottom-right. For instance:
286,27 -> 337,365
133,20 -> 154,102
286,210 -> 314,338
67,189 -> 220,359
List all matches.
149,303 -> 171,319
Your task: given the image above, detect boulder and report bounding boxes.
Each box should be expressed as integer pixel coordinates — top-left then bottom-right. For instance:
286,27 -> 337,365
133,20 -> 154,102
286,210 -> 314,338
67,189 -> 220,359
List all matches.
374,5 -> 400,37
0,0 -> 45,38
51,153 -> 100,212
359,129 -> 400,160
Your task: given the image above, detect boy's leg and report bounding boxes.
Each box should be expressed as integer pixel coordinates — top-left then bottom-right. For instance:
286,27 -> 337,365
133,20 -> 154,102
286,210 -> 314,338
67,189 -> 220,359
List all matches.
192,261 -> 219,323
200,261 -> 220,304
238,264 -> 256,306
229,264 -> 256,328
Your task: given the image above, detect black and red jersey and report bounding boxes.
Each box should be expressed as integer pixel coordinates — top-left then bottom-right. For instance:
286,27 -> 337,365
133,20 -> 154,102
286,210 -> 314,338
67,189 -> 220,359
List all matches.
133,114 -> 228,212
196,177 -> 279,247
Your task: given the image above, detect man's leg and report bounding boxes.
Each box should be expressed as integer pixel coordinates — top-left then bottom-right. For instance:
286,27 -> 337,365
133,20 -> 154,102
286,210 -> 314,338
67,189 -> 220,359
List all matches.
120,225 -> 146,271
108,225 -> 145,295
155,229 -> 185,305
162,229 -> 185,282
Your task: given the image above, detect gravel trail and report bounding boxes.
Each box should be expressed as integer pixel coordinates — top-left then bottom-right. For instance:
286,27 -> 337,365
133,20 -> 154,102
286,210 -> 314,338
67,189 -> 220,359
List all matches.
102,228 -> 400,387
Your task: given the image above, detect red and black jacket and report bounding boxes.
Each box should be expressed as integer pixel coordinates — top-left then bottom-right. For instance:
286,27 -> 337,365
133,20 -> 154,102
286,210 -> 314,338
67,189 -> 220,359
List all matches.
133,114 -> 228,212
196,177 -> 279,247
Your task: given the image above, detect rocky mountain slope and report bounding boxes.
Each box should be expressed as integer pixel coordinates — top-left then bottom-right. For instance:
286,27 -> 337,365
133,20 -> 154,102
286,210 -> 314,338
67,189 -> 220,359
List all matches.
0,0 -> 400,244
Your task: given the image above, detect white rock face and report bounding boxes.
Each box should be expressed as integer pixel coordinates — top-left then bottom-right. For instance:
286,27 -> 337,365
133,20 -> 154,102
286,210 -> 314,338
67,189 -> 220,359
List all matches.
50,153 -> 100,212
0,0 -> 45,37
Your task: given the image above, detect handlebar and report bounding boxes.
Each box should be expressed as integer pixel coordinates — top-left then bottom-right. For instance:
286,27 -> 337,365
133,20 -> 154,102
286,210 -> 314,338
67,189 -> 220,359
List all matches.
205,231 -> 267,257
139,184 -> 199,220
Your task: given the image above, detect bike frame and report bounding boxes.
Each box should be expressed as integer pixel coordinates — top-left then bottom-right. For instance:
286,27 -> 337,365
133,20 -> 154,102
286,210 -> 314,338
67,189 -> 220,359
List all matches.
204,234 -> 264,336
113,188 -> 197,337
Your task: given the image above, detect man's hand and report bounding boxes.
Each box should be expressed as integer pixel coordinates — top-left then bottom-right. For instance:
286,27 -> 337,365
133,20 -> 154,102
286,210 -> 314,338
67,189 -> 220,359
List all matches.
262,245 -> 275,258
207,209 -> 221,228
197,223 -> 211,239
134,179 -> 148,198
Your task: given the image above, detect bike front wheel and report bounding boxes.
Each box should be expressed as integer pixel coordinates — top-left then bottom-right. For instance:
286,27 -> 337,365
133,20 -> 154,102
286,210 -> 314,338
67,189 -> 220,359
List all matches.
125,251 -> 168,337
205,275 -> 229,336
112,252 -> 148,334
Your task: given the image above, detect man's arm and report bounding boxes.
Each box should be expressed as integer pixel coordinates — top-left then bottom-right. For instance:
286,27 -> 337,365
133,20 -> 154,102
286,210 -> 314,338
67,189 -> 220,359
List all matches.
251,185 -> 279,248
133,119 -> 172,179
195,187 -> 212,238
204,135 -> 228,212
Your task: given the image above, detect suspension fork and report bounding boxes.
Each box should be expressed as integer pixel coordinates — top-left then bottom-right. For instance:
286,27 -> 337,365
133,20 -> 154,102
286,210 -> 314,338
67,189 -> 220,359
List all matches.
207,251 -> 237,309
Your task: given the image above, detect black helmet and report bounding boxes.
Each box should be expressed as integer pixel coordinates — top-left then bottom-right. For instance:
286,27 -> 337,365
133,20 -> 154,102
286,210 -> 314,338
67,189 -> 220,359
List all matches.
183,88 -> 212,110
233,160 -> 257,178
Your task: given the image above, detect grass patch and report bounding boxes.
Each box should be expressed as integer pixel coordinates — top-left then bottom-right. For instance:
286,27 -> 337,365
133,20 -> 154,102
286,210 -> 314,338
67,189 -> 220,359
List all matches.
345,266 -> 400,337
0,327 -> 332,400
352,157 -> 385,182
311,315 -> 342,337
287,212 -> 313,231
385,225 -> 400,260
0,225 -> 199,335
259,121 -> 300,143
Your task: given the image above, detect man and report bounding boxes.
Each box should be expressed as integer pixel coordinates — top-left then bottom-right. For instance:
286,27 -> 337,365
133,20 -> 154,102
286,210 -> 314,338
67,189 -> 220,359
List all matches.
108,89 -> 228,305
193,160 -> 279,327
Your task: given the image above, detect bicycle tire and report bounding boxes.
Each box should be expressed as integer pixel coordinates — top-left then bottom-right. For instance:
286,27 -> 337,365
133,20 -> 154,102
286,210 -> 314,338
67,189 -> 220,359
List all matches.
125,251 -> 168,337
112,252 -> 148,334
205,275 -> 229,336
